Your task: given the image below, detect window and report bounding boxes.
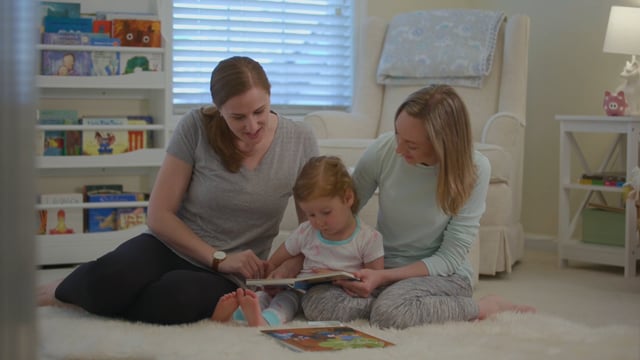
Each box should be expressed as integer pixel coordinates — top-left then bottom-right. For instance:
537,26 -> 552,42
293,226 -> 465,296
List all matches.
172,0 -> 354,115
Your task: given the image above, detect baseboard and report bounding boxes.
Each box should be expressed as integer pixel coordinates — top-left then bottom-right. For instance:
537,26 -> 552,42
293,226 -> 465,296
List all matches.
524,233 -> 557,253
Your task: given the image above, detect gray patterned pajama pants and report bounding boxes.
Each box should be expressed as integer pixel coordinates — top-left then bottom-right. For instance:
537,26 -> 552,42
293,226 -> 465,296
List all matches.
301,274 -> 478,329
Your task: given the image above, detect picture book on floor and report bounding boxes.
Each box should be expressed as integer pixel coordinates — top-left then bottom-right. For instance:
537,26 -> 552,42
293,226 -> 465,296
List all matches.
260,325 -> 394,352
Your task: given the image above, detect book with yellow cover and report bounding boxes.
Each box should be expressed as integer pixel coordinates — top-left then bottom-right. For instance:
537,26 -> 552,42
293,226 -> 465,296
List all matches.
81,117 -> 128,155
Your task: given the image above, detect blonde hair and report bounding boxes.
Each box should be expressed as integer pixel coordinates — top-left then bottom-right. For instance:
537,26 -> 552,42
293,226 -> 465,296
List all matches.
201,56 -> 271,173
293,156 -> 359,213
395,84 -> 476,216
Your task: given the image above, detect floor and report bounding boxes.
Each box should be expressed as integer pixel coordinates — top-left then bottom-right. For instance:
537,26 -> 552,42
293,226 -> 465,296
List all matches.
37,249 -> 640,328
474,249 -> 640,327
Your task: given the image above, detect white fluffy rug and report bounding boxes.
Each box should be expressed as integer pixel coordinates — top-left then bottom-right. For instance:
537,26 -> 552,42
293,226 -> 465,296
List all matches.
38,307 -> 639,360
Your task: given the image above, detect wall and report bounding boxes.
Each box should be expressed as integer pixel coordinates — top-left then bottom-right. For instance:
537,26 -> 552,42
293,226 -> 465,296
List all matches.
364,0 -> 640,240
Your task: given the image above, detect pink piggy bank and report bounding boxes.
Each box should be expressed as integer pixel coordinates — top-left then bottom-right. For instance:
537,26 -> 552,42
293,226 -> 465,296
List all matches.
603,90 -> 628,116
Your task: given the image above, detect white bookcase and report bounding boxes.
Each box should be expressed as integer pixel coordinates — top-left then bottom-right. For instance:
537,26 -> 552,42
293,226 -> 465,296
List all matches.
36,0 -> 172,265
556,114 -> 640,277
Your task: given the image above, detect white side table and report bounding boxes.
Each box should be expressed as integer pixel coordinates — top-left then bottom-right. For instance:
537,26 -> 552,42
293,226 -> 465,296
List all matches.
556,115 -> 640,277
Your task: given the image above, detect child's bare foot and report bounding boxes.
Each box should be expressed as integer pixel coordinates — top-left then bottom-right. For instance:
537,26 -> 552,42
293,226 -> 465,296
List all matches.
36,279 -> 64,307
237,288 -> 267,327
477,294 -> 536,320
211,291 -> 239,322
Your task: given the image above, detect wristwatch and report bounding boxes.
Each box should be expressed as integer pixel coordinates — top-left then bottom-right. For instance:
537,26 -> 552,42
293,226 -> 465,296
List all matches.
211,250 -> 227,272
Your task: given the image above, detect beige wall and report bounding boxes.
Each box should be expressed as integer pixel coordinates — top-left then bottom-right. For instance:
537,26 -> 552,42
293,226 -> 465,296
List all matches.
363,0 -> 640,239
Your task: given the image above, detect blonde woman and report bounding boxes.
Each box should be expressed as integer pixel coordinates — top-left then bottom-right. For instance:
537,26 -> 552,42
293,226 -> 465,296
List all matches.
301,85 -> 535,329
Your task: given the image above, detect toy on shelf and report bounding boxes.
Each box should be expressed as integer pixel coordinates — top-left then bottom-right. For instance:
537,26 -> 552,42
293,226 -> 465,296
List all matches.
615,60 -> 640,115
603,90 -> 628,116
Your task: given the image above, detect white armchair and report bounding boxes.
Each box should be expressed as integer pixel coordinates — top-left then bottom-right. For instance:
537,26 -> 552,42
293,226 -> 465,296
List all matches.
303,14 -> 530,275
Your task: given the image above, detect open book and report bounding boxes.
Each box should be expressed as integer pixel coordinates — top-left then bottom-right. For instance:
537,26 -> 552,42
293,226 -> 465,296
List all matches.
261,325 -> 394,352
245,271 -> 358,289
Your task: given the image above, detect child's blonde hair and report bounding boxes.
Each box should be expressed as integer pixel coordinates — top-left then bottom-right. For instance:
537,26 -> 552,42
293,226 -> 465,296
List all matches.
293,156 -> 359,213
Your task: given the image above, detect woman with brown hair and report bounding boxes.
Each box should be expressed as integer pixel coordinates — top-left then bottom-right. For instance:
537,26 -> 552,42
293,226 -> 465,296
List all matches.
37,56 -> 319,325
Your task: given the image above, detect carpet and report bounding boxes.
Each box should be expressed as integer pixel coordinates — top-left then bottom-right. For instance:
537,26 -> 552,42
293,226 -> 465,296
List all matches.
38,307 -> 639,360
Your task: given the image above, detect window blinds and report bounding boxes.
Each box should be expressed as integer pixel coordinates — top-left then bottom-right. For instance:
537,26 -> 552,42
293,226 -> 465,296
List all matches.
172,0 -> 353,114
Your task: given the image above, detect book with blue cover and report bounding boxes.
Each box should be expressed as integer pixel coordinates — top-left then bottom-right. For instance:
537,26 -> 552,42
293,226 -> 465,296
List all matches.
43,16 -> 92,33
86,193 -> 139,232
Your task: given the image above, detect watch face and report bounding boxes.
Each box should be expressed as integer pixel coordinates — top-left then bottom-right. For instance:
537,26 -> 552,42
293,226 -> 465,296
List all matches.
214,251 -> 226,260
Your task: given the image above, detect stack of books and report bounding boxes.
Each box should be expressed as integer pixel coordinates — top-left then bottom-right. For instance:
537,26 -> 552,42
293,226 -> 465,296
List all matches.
579,171 -> 626,187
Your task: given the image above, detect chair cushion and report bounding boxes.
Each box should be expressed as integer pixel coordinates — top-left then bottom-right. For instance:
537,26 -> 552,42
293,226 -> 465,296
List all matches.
474,142 -> 511,184
481,182 -> 512,226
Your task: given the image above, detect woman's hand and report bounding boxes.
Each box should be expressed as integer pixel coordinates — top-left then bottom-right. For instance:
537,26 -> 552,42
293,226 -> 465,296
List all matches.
217,250 -> 268,279
335,269 -> 382,298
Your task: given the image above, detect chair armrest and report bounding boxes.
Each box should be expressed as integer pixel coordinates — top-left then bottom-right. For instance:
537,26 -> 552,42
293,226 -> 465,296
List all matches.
303,110 -> 379,139
480,111 -> 525,150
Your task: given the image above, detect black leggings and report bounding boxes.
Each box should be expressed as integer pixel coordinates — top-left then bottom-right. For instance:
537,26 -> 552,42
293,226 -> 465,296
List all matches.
55,233 -> 238,325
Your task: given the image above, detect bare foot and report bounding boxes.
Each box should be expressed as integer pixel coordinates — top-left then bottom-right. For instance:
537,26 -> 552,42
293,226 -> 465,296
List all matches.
237,288 -> 267,327
476,294 -> 536,320
36,279 -> 63,307
211,291 -> 239,322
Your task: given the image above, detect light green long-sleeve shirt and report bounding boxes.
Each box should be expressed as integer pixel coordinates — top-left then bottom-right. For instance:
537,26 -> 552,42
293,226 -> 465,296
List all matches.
352,132 -> 490,283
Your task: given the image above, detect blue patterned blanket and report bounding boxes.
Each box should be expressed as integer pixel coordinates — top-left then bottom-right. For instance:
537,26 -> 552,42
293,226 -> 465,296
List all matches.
376,9 -> 505,88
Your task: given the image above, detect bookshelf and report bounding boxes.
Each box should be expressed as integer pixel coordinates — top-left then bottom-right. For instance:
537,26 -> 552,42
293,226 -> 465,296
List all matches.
556,115 -> 640,277
35,0 -> 172,266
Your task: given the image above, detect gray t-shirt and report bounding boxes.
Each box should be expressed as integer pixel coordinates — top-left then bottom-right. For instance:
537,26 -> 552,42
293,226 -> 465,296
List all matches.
162,108 -> 318,263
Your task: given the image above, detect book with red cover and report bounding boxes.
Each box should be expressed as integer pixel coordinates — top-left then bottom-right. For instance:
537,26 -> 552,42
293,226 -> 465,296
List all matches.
112,19 -> 161,47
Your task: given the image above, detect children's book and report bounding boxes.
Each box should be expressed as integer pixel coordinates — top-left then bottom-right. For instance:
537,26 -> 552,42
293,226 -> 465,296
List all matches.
93,20 -> 112,35
112,19 -> 162,47
120,53 -> 162,74
41,50 -> 91,76
86,192 -> 138,232
39,118 -> 65,156
65,128 -> 82,155
90,38 -> 120,76
127,117 -> 152,151
43,16 -> 92,33
40,2 -> 81,19
116,192 -> 148,230
95,11 -> 159,21
37,206 -> 47,235
82,184 -> 124,200
81,117 -> 129,155
38,109 -> 80,156
40,193 -> 83,235
260,325 -> 394,352
41,32 -> 82,45
246,271 -> 358,289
